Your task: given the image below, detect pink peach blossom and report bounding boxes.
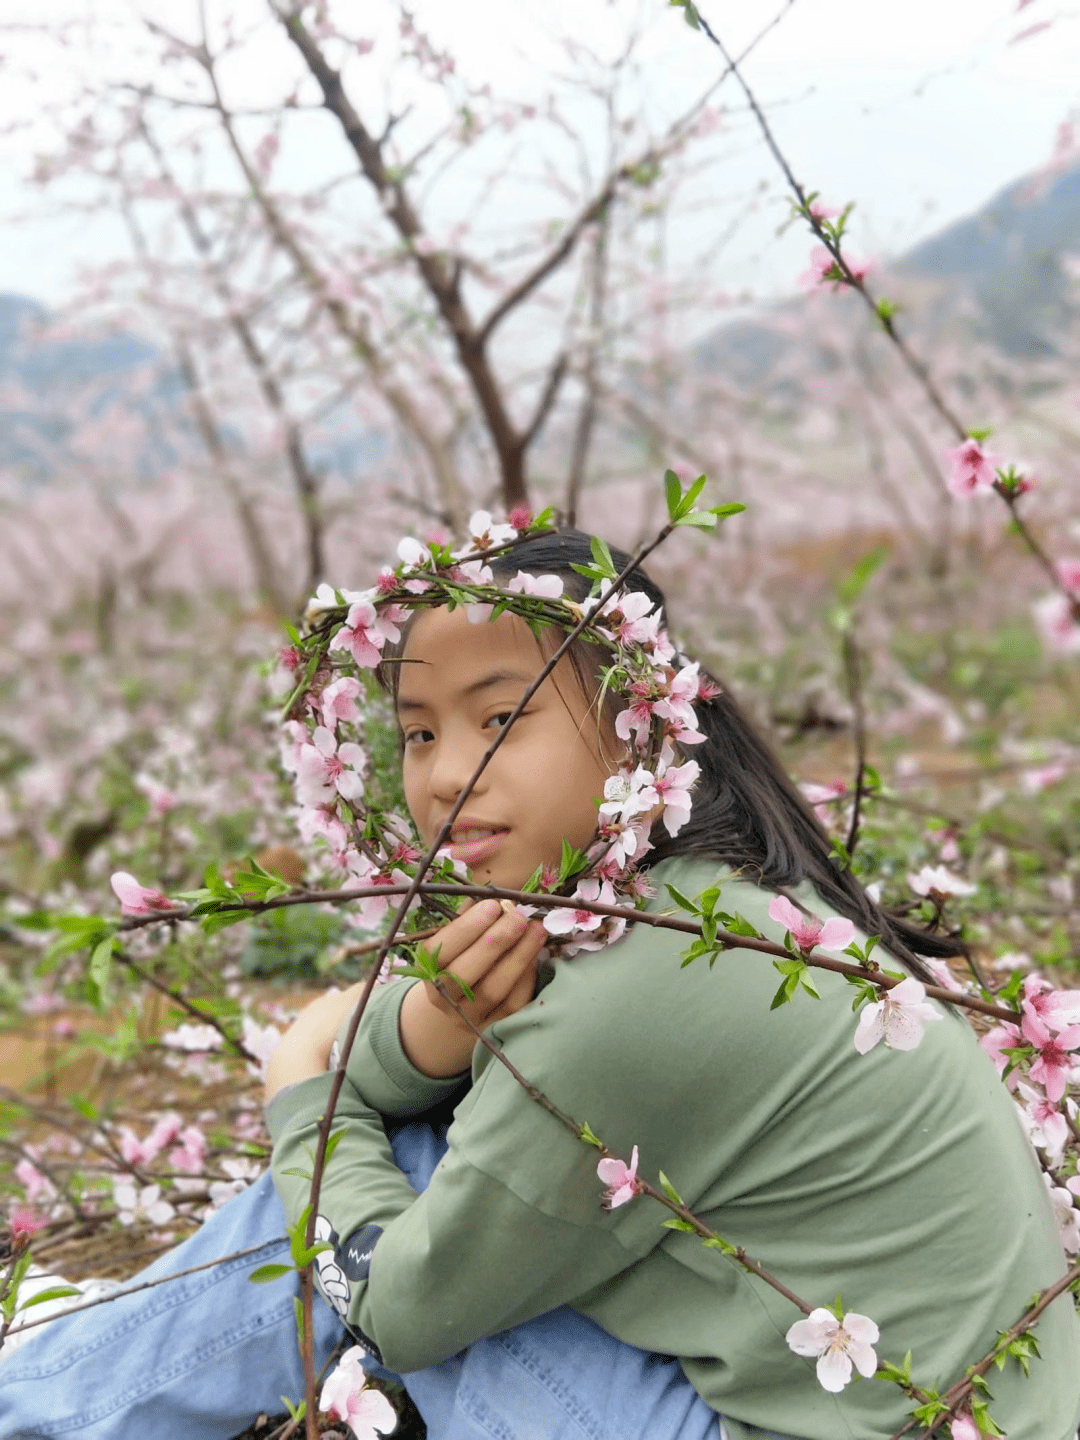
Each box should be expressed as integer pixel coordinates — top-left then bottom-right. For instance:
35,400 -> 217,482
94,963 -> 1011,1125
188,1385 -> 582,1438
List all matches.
8,1206 -> 46,1245
943,438 -> 999,498
110,871 -> 178,916
320,1347 -> 398,1437
768,894 -> 855,953
853,977 -> 942,1054
785,1307 -> 879,1392
597,1145 -> 640,1209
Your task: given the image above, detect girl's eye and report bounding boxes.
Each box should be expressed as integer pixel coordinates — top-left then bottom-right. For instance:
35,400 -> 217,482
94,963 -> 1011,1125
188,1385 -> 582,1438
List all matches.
403,728 -> 435,747
484,711 -> 515,731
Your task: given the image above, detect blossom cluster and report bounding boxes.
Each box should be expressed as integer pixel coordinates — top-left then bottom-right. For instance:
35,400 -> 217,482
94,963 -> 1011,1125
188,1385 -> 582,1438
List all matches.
980,975 -> 1080,1198
275,510 -> 711,955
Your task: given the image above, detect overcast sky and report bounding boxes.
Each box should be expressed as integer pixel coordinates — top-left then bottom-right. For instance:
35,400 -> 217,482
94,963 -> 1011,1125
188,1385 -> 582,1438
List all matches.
0,0 -> 1075,306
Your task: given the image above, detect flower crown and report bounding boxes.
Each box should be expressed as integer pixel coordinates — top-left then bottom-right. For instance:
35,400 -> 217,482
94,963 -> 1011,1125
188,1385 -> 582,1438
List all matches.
276,509 -> 715,955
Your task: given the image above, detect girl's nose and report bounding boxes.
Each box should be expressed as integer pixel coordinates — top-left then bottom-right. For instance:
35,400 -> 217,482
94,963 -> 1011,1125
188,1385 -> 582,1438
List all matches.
428,729 -> 487,806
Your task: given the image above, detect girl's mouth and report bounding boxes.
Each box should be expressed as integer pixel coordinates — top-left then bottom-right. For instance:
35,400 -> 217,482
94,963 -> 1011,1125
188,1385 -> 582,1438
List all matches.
447,826 -> 509,867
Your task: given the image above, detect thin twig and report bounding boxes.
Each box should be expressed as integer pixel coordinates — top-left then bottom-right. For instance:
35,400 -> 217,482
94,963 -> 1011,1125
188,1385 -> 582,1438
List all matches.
1,1237 -> 286,1339
687,8 -> 1079,620
117,880 -> 1023,1023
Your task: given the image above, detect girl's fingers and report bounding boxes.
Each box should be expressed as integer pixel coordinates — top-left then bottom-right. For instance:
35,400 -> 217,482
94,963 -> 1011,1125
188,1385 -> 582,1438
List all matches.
427,899 -> 511,969
466,921 -> 545,1013
432,902 -> 533,988
485,949 -> 542,1024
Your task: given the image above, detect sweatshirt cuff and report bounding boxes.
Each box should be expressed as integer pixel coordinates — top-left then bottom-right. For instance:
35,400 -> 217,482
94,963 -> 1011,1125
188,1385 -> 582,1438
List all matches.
336,978 -> 470,1117
264,1070 -> 371,1145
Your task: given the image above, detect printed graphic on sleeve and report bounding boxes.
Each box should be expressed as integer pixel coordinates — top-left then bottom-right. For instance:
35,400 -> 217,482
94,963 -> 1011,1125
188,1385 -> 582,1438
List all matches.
337,1222 -> 383,1281
312,1214 -> 351,1319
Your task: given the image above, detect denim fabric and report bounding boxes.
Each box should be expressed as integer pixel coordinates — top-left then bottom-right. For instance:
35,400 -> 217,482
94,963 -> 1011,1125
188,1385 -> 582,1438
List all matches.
0,1121 -> 754,1440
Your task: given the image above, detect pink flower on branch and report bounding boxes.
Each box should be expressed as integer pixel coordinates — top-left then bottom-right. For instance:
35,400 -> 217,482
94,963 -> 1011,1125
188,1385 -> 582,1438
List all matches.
543,877 -> 616,937
1056,559 -> 1080,597
8,1207 -> 46,1245
907,865 -> 976,900
768,894 -> 855,954
329,598 -> 404,669
1017,1081 -> 1070,1161
1020,974 -> 1080,1040
943,438 -> 999,498
321,676 -> 363,729
320,1346 -> 398,1437
785,1306 -> 879,1392
1033,592 -> 1080,655
979,1020 -> 1023,1088
597,1145 -> 641,1209
1023,1023 -> 1080,1103
507,570 -> 564,599
653,757 -> 700,837
800,244 -> 871,292
296,726 -> 367,807
15,1158 -> 55,1205
853,977 -> 942,1055
110,871 -> 179,916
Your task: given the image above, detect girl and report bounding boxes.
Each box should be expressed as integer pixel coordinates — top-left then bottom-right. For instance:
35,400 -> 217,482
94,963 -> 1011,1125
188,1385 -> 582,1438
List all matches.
2,529 -> 1077,1440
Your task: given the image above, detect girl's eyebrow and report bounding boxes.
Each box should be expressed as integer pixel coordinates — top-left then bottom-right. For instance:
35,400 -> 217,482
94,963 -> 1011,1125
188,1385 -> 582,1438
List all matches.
396,668 -> 534,713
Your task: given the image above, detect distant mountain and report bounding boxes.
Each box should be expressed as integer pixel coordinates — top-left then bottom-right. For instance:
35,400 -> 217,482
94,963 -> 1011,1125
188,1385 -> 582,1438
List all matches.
0,293 -> 379,485
899,163 -> 1080,355
699,162 -> 1080,384
4,161 -> 1079,480
0,294 -> 174,479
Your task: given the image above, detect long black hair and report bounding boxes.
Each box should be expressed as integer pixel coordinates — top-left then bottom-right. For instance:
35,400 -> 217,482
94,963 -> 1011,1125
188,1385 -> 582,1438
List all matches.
492,528 -> 961,984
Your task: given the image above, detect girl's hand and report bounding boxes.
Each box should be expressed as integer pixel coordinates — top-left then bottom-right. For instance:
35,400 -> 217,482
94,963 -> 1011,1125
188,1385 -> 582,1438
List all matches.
263,981 -> 365,1103
399,900 -> 546,1078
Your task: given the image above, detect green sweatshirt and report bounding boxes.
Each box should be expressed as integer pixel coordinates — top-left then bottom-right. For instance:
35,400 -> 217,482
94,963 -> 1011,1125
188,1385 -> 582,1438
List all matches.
266,857 -> 1080,1440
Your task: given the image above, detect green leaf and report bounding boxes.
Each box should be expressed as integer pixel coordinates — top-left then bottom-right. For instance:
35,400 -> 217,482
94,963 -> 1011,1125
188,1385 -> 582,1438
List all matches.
293,1240 -> 334,1268
702,1234 -> 737,1255
662,1215 -> 697,1232
664,469 -> 682,521
88,936 -> 116,1009
2,1252 -> 34,1321
681,474 -> 708,512
230,868 -> 290,902
247,1263 -> 294,1284
280,1393 -> 306,1424
288,1205 -> 314,1268
203,863 -> 234,900
668,0 -> 700,27
967,427 -> 992,443
323,1127 -> 348,1171
200,909 -> 249,936
709,502 -> 746,521
721,912 -> 761,938
17,1284 -> 81,1310
578,1121 -> 603,1149
278,1166 -> 314,1181
589,535 -> 617,579
658,1170 -> 684,1205
442,969 -> 475,1003
837,546 -> 889,606
664,883 -> 701,915
673,510 -> 717,529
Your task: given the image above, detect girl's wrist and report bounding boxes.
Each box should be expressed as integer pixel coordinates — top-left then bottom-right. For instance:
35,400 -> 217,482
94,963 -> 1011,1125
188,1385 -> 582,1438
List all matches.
399,983 -> 474,1079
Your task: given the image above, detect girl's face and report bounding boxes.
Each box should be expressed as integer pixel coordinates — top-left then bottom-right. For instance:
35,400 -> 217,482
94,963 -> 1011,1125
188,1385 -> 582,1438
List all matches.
397,604 -> 617,890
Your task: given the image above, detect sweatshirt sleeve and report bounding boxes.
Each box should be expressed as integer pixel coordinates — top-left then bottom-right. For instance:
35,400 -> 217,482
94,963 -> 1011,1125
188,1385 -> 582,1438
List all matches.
265,1048 -> 655,1374
331,977 -> 469,1120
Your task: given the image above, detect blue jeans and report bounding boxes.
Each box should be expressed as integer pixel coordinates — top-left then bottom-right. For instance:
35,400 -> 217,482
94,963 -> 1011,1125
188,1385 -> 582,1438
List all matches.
0,1122 -> 738,1440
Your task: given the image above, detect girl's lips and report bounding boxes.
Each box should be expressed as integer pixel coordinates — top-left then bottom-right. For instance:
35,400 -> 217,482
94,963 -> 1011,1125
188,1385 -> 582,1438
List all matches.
446,828 -> 508,867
